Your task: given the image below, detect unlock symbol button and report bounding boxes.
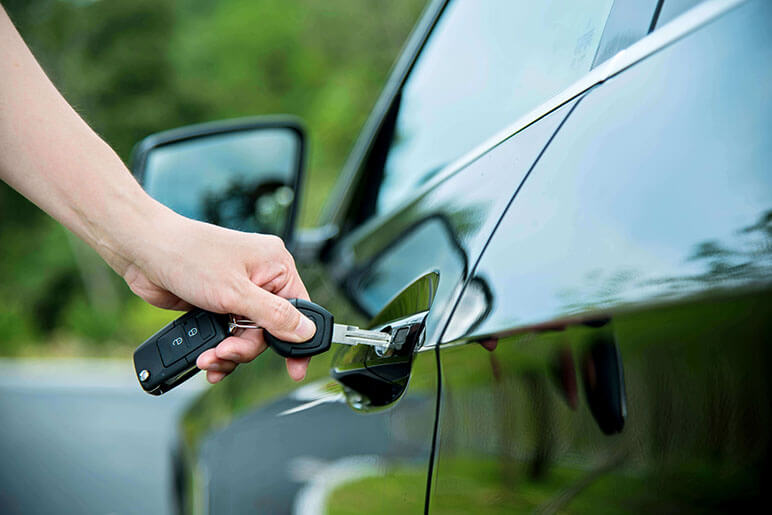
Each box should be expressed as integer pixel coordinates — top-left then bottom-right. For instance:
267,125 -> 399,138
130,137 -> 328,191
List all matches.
183,317 -> 211,353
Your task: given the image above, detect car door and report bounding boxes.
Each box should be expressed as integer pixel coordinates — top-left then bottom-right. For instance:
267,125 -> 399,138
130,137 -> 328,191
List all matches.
178,0 -> 624,513
432,0 -> 772,512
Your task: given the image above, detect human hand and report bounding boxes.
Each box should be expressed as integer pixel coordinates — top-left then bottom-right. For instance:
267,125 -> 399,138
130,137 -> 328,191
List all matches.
0,7 -> 313,384
120,210 -> 316,383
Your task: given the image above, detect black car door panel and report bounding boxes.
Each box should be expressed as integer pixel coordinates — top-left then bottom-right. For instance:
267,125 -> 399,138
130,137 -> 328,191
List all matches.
175,0 -> 672,511
181,100 -> 580,514
433,1 -> 771,512
331,99 -> 580,348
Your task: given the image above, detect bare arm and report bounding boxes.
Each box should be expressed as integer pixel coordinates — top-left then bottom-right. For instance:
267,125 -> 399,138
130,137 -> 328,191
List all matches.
0,6 -> 315,382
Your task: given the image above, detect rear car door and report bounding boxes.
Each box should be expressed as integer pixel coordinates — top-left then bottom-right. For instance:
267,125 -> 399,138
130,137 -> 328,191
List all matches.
432,0 -> 772,511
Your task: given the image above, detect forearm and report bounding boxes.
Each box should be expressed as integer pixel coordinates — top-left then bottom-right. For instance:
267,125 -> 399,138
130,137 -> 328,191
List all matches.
0,7 -> 315,380
0,6 -> 166,275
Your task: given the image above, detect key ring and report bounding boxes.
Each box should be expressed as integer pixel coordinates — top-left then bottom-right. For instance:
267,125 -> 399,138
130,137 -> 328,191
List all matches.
228,315 -> 259,333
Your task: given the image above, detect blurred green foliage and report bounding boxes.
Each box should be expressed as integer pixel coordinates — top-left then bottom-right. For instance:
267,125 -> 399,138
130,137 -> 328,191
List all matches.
0,0 -> 424,356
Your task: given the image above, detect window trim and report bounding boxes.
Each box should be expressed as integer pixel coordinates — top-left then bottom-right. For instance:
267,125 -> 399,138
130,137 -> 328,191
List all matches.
591,0 -> 662,68
320,0 -> 450,230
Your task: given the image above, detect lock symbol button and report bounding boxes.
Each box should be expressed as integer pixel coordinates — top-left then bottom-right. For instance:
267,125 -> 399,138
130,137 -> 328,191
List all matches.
157,326 -> 188,366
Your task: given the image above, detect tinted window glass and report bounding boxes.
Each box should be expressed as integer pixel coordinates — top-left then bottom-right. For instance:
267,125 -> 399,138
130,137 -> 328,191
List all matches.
375,0 -> 615,214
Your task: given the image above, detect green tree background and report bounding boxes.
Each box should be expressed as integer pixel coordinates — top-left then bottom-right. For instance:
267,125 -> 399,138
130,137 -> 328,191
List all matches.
0,0 -> 424,356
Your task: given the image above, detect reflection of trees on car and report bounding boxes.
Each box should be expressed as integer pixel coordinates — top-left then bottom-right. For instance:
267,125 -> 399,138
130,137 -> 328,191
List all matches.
682,209 -> 772,285
556,209 -> 772,314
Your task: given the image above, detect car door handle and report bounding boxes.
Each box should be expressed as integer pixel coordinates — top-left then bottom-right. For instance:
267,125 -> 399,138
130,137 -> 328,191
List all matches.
330,272 -> 437,411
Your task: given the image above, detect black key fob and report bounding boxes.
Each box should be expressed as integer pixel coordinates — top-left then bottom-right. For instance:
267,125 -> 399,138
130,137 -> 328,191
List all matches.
263,299 -> 334,358
133,309 -> 229,395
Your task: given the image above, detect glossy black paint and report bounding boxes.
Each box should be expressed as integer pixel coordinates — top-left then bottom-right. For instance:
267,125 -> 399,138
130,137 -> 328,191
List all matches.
432,1 -> 772,511
179,81 -> 580,515
329,99 -> 579,339
186,282 -> 439,514
443,0 -> 771,343
182,107 -> 580,504
169,0 -> 771,513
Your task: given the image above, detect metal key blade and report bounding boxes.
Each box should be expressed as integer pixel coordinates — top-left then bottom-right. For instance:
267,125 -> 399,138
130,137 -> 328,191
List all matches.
229,316 -> 392,351
332,324 -> 391,349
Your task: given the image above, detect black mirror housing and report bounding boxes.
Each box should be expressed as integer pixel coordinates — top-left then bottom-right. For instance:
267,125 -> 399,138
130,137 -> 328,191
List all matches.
130,116 -> 306,245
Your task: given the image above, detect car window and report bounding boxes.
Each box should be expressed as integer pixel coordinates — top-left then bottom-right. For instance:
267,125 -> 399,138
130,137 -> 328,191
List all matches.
374,0 -> 616,215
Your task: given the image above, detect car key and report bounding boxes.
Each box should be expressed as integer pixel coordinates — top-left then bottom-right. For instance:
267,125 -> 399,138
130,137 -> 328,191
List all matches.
253,298 -> 392,358
134,299 -> 391,395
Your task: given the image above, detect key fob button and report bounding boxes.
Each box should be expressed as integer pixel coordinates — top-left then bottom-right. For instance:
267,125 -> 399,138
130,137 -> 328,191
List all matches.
183,318 -> 206,352
195,313 -> 215,342
157,326 -> 188,367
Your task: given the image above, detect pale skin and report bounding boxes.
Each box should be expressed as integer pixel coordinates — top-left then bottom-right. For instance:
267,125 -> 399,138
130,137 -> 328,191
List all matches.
0,6 -> 315,383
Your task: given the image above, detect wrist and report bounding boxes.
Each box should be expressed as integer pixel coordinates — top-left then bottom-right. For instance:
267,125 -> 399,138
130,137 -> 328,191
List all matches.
84,164 -> 177,278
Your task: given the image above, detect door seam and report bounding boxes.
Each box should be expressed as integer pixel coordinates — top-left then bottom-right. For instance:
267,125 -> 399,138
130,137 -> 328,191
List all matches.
421,94 -> 586,513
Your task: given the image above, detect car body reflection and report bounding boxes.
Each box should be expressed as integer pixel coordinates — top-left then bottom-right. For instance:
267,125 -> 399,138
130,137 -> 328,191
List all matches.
431,2 -> 772,508
435,289 -> 771,512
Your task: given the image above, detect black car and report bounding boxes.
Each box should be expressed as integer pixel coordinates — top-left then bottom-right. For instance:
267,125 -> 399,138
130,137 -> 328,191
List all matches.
130,0 -> 771,512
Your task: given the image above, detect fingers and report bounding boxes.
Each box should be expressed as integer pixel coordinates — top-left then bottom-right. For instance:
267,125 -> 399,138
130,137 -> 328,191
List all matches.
214,330 -> 267,363
196,348 -> 237,371
204,358 -> 309,384
124,269 -> 194,311
191,232 -> 316,384
140,292 -> 193,311
199,330 -> 311,385
196,348 -> 237,382
206,370 -> 227,384
238,284 -> 317,342
479,338 -> 498,352
197,329 -> 267,381
278,267 -> 311,302
200,356 -> 309,384
286,357 -> 310,382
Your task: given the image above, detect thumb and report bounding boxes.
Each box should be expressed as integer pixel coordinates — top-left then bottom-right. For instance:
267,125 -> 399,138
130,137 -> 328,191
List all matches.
239,283 -> 317,342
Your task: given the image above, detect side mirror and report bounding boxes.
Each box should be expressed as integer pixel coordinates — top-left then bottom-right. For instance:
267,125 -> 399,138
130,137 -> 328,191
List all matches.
130,116 -> 305,243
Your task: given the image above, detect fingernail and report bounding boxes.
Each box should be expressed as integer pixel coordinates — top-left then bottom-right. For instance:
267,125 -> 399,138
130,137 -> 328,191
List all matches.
224,353 -> 240,362
297,315 -> 316,340
292,366 -> 307,382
